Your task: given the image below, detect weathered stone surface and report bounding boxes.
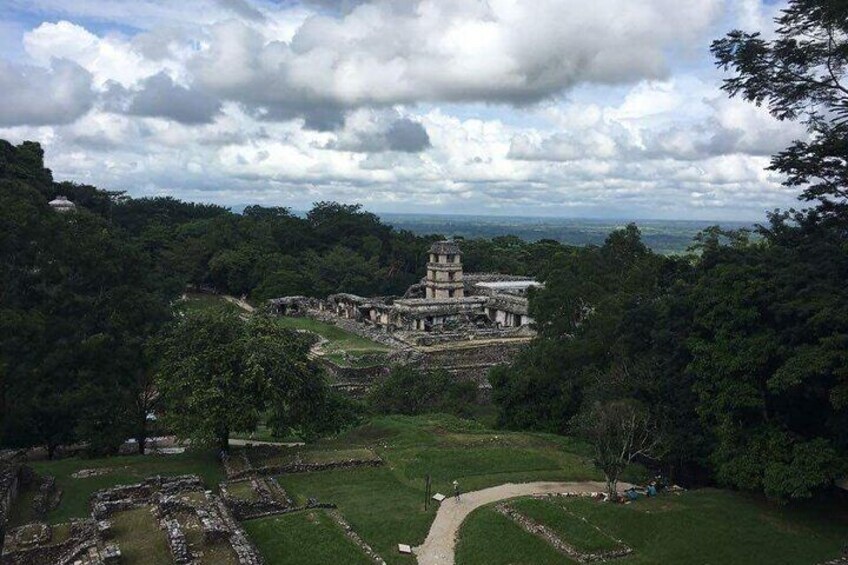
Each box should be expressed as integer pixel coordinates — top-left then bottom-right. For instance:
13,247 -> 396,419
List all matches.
162,517 -> 192,564
221,477 -> 295,520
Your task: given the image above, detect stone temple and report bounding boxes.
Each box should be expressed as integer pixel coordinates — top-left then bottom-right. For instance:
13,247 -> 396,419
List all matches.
269,240 -> 542,391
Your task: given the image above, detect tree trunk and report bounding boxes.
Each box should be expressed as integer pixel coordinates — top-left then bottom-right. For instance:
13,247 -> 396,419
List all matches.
218,427 -> 229,454
606,476 -> 618,501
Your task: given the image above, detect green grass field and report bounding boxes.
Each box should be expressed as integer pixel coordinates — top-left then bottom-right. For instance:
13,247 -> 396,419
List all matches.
244,510 -> 374,565
269,415 -> 600,564
27,450 -> 224,523
510,497 -> 623,553
274,316 -> 390,354
457,491 -> 848,565
457,507 -> 572,565
180,292 -> 241,314
8,414 -> 848,565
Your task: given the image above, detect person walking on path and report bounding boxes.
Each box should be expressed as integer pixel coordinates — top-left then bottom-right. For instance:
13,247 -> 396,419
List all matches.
453,480 -> 461,502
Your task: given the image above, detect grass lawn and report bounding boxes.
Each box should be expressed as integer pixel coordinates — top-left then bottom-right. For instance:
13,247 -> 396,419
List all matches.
244,510 -> 374,565
457,506 -> 575,565
6,482 -> 38,528
511,497 -> 623,553
275,414 -> 601,564
248,446 -> 380,468
110,506 -> 172,565
226,480 -> 259,501
26,450 -> 224,524
180,292 -> 241,314
458,490 -> 848,565
274,316 -> 390,354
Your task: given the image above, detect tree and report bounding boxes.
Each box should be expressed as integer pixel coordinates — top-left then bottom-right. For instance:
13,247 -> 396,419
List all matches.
155,309 -> 326,451
712,0 -> 848,213
687,223 -> 848,499
367,366 -> 478,417
578,399 -> 659,499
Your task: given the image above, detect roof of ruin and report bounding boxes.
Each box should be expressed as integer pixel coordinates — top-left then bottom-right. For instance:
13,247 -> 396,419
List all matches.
48,195 -> 76,211
428,240 -> 463,255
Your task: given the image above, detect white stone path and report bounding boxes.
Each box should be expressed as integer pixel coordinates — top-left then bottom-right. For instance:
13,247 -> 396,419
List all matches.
414,480 -> 628,565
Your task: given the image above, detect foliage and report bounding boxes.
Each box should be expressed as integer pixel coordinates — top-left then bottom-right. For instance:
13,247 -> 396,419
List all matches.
367,366 -> 479,417
711,0 -> 848,213
0,141 -> 174,456
155,310 -> 333,450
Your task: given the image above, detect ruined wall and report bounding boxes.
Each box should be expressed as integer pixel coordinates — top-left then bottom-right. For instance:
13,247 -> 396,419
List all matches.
319,360 -> 391,398
0,465 -> 20,553
415,340 -> 531,385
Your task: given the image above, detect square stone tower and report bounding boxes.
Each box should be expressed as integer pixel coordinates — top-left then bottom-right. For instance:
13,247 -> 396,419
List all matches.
425,240 -> 464,299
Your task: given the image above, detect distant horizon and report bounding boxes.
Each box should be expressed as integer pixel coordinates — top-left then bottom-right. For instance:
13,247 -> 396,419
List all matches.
229,203 -> 762,225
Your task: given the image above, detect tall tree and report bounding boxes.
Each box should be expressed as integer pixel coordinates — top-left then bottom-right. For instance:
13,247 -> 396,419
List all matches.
712,0 -> 848,214
155,309 -> 324,451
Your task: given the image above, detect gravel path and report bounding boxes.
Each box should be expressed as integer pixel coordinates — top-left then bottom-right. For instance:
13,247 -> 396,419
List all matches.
227,438 -> 304,447
414,480 -> 626,565
223,295 -> 255,312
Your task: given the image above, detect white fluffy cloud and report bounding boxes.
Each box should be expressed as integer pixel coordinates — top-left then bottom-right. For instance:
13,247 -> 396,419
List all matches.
0,0 -> 807,219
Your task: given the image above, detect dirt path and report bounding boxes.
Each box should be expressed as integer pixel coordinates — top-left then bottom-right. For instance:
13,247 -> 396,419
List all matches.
228,438 -> 304,447
414,480 -> 627,565
222,295 -> 255,313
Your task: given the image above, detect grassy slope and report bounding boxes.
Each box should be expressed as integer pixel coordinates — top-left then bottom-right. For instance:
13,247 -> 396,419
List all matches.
274,415 -> 600,564
274,316 -> 390,353
180,292 -> 241,314
244,510 -> 374,565
27,450 -> 224,524
458,491 -> 848,565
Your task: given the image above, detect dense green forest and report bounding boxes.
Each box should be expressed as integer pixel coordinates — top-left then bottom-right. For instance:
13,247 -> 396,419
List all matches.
0,138 -> 568,458
492,0 -> 848,500
1,0 -> 847,504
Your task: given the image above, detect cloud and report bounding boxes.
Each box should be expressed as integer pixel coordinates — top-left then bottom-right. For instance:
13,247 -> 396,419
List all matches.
24,21 -> 164,87
326,110 -> 431,153
124,72 -> 222,124
214,0 -> 265,22
188,0 -> 722,123
0,0 -> 808,220
0,58 -> 94,126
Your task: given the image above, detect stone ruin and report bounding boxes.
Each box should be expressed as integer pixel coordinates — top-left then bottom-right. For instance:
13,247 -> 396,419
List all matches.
269,240 -> 543,389
221,446 -> 383,481
0,456 -> 62,561
1,518 -> 118,565
220,477 -> 295,520
90,474 -> 264,565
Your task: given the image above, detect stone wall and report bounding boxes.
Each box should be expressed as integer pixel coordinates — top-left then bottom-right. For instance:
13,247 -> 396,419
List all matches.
220,477 -> 295,520
415,340 -> 531,385
1,519 -> 103,565
0,465 -> 20,552
320,360 -> 391,397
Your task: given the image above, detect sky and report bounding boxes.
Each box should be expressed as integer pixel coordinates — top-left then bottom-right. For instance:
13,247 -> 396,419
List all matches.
0,0 -> 805,220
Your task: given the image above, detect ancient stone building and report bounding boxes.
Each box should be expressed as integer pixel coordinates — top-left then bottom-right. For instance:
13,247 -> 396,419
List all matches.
269,239 -> 542,388
425,240 -> 464,299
